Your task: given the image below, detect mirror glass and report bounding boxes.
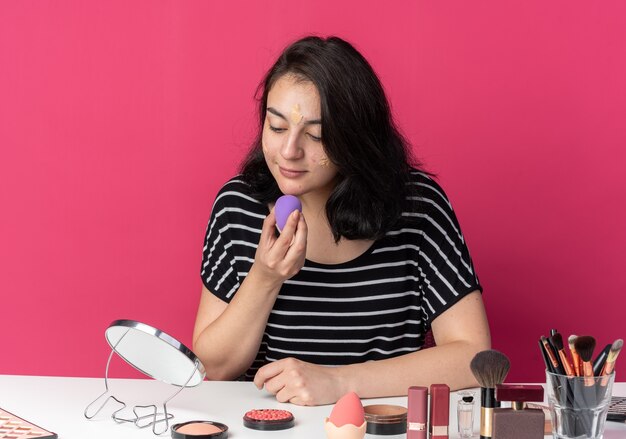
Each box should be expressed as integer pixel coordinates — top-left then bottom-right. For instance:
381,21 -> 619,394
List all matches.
105,320 -> 206,387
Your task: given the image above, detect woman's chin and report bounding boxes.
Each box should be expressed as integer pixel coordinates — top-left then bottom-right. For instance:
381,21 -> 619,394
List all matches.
276,182 -> 306,197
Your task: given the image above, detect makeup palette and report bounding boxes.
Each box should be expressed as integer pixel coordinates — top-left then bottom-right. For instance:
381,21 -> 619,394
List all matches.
0,409 -> 57,439
608,396 -> 626,422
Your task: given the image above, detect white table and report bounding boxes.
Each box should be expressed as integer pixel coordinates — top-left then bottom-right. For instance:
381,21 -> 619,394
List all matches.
0,375 -> 624,438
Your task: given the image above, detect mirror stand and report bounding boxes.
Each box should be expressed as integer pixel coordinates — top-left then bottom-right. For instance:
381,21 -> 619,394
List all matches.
84,321 -> 205,435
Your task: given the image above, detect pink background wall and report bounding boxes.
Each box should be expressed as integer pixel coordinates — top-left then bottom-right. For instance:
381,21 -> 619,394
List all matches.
1,1 -> 625,383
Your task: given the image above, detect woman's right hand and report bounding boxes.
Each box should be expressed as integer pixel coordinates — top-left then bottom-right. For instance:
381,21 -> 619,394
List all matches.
250,208 -> 307,289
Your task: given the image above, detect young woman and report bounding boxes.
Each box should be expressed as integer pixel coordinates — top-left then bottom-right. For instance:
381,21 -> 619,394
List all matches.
193,36 -> 490,406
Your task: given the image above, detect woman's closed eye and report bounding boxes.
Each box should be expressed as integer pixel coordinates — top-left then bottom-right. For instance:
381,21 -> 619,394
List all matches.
270,125 -> 321,142
307,133 -> 322,142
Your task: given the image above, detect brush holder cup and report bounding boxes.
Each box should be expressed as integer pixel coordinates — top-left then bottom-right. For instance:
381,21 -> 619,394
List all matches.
546,370 -> 615,439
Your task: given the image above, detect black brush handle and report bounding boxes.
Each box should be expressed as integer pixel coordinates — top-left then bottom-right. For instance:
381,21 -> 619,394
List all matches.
479,387 -> 498,439
539,339 -> 556,373
546,336 -> 567,375
593,344 -> 611,376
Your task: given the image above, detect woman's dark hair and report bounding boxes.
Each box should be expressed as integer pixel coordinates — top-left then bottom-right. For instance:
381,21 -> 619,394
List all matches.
241,36 -> 422,242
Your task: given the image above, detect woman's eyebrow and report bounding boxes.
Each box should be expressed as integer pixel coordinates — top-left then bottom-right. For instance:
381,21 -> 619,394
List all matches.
267,107 -> 321,125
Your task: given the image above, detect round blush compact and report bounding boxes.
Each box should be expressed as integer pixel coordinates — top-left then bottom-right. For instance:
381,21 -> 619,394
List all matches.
363,404 -> 407,435
171,421 -> 229,439
243,409 -> 295,431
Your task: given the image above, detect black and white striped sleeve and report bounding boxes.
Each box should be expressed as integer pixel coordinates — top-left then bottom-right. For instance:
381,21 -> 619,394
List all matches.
415,176 -> 482,323
200,185 -> 240,302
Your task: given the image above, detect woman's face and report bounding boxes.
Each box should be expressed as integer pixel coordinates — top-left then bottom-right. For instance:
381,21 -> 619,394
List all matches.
262,74 -> 339,198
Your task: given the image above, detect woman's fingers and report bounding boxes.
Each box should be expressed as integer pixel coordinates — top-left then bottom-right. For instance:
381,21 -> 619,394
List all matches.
277,210 -> 300,244
285,211 -> 307,260
259,209 -> 278,249
254,208 -> 306,282
253,359 -> 285,390
267,210 -> 300,257
254,358 -> 340,406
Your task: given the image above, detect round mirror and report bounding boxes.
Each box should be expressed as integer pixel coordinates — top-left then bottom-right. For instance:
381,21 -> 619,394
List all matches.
105,320 -> 206,387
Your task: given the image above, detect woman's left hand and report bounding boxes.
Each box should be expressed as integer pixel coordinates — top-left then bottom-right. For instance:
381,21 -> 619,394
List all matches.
253,357 -> 345,406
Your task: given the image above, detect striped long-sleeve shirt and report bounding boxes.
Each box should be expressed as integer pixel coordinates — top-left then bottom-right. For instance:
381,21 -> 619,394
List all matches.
200,170 -> 481,380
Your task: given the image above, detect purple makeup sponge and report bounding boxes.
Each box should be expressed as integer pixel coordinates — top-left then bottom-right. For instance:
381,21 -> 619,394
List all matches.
275,195 -> 302,231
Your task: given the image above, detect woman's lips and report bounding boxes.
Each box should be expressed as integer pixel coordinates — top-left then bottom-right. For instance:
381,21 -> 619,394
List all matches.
279,166 -> 307,178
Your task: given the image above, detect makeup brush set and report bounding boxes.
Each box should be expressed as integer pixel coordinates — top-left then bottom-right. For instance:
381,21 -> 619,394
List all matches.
538,331 -> 622,382
538,330 -> 623,438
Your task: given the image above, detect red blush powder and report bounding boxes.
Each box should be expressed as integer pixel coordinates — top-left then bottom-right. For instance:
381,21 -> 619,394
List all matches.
243,409 -> 295,431
245,409 -> 293,421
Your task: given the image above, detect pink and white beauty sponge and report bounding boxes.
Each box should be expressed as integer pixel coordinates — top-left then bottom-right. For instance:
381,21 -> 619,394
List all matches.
325,392 -> 366,439
274,195 -> 302,231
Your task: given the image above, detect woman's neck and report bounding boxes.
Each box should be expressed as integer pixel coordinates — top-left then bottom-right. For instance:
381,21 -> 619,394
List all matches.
297,188 -> 375,265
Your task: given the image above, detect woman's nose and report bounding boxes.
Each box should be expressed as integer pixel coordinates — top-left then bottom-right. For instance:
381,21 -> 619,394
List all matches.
280,131 -> 304,160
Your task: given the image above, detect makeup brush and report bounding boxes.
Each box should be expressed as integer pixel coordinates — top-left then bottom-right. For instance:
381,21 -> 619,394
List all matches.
550,333 -> 574,377
538,339 -> 555,373
545,335 -> 559,364
601,339 -> 623,385
541,336 -> 565,375
592,344 -> 611,376
470,350 -> 510,439
574,336 -> 596,386
568,335 -> 581,377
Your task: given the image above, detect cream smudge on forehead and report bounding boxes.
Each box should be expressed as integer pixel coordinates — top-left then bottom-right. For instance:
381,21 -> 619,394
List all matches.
290,104 -> 304,124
